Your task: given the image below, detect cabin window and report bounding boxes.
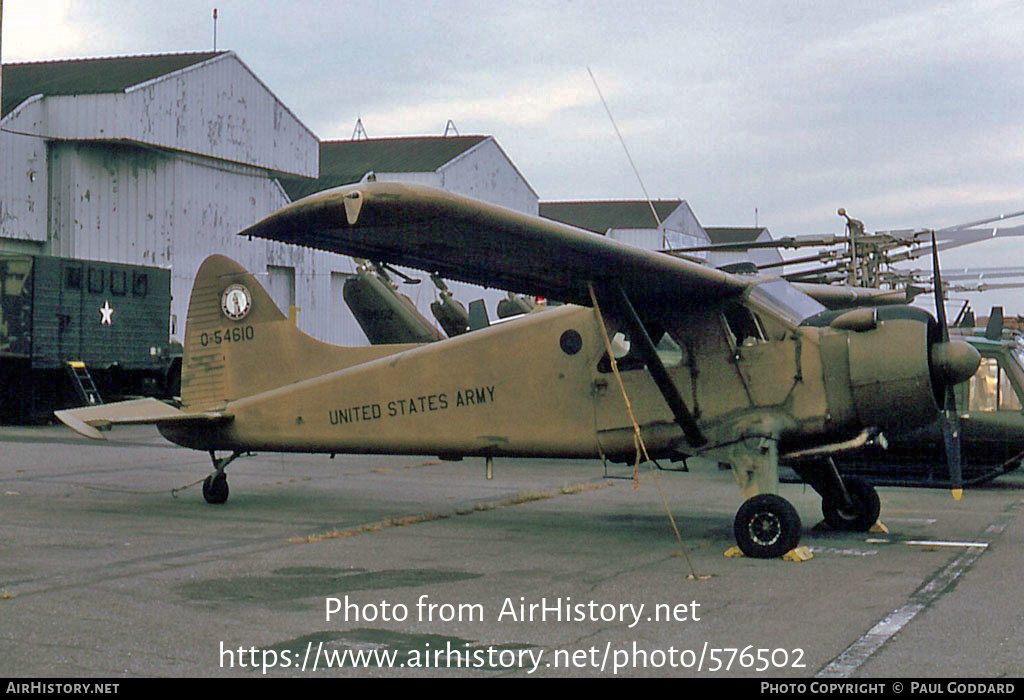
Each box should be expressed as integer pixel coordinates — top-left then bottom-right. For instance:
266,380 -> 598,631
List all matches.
747,279 -> 826,326
64,266 -> 82,290
968,358 -> 1023,412
110,270 -> 127,296
597,325 -> 683,373
722,302 -> 766,348
132,272 -> 148,297
88,267 -> 104,293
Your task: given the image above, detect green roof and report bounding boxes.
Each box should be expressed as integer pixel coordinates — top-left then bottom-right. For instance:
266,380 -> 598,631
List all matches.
280,136 -> 489,201
2,51 -> 227,118
705,227 -> 768,245
539,200 -> 684,234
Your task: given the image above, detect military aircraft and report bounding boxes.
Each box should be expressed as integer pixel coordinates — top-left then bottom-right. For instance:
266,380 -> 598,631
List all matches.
341,259 -> 527,343
351,222 -> 1024,494
674,208 -> 1024,293
55,182 -> 981,558
342,261 -> 538,343
340,260 -> 446,344
786,321 -> 1024,489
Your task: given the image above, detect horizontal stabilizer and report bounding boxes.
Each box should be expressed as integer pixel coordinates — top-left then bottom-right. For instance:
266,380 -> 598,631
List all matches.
55,397 -> 231,441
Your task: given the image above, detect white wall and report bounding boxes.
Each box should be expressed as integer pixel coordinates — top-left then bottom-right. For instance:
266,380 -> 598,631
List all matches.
0,98 -> 48,244
41,139 -> 363,344
0,58 -> 542,350
20,54 -> 316,178
439,138 -> 538,214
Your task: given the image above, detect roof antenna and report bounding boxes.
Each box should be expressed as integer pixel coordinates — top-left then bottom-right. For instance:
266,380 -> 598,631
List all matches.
444,119 -> 459,137
587,67 -> 663,242
212,8 -> 218,51
352,118 -> 368,140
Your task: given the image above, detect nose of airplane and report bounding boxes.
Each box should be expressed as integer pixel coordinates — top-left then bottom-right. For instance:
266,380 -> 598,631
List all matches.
930,339 -> 981,386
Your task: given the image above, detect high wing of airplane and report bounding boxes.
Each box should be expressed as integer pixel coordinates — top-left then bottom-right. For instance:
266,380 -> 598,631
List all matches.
56,182 -> 981,558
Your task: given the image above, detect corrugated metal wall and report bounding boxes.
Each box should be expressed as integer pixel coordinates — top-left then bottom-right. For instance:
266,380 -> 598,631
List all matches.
0,98 -> 48,243
43,139 -> 358,344
438,138 -> 538,214
35,54 -> 317,178
1,53 -> 544,349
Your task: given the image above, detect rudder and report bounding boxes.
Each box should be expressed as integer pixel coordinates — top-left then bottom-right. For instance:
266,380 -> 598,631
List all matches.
181,255 -> 288,408
181,255 -> 419,411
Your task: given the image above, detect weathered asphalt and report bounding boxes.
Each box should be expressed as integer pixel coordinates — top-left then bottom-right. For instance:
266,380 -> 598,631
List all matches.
2,424 -> 1021,678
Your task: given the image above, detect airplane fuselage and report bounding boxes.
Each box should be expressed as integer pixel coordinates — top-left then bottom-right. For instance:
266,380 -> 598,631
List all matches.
159,301 -> 938,469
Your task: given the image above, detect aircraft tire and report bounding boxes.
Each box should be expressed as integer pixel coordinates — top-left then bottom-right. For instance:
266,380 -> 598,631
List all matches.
203,473 -> 229,504
734,494 -> 802,559
821,476 -> 879,532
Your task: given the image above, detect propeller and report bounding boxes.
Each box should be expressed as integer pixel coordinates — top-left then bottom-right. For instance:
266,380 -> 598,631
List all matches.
930,231 -> 964,501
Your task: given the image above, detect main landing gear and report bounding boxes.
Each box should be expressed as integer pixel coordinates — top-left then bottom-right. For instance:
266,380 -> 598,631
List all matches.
722,429 -> 805,559
202,450 -> 243,504
792,458 -> 881,532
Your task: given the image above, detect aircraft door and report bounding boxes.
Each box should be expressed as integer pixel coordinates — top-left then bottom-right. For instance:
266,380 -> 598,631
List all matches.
721,302 -> 802,407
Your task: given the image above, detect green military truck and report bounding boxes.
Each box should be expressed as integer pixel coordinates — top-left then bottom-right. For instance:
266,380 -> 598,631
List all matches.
0,253 -> 177,423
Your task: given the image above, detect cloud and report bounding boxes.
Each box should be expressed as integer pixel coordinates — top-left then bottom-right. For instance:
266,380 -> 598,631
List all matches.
4,0 -> 93,61
325,72 -> 606,138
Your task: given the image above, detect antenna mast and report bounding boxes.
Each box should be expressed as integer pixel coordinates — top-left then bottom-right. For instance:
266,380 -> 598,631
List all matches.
352,118 -> 368,140
587,67 -> 663,242
213,8 -> 218,50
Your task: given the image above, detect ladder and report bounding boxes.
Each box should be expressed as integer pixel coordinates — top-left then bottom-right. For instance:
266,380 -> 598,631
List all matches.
66,361 -> 103,406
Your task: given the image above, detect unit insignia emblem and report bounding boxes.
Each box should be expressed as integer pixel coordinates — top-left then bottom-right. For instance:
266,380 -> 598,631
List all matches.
221,284 -> 252,321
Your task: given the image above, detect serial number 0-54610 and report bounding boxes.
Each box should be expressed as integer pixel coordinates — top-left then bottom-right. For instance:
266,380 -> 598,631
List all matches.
199,326 -> 255,347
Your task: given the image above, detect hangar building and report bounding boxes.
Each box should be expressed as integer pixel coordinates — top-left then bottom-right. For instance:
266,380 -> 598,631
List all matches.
281,135 -> 537,213
540,202 -> 784,272
540,199 -> 710,253
279,135 -> 539,344
0,51 -> 337,342
704,227 -> 783,270
1,52 -> 537,347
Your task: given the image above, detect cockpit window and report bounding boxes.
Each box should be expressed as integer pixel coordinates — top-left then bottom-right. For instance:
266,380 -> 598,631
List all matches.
968,357 -> 1023,412
723,303 -> 766,348
747,279 -> 826,327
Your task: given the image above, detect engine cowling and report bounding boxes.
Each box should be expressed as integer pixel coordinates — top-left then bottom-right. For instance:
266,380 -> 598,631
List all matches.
808,306 -> 980,435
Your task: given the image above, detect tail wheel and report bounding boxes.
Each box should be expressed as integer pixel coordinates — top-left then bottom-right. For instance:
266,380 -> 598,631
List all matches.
203,472 -> 229,504
822,476 -> 880,532
734,494 -> 802,559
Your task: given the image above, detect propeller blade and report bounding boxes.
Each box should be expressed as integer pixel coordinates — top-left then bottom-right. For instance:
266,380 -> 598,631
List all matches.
931,231 -> 963,499
942,389 -> 964,501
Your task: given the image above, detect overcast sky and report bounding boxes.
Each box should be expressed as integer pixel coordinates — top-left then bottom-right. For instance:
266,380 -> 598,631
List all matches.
5,0 -> 1023,313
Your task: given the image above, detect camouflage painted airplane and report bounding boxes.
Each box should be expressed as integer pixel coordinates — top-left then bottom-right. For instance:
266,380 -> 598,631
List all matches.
55,182 -> 981,558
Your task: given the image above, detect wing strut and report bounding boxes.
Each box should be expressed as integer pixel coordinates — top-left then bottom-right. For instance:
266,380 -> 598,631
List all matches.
604,284 -> 707,447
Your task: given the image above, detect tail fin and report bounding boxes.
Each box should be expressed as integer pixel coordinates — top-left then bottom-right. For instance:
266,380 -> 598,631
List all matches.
985,306 -> 1004,340
182,255 -> 415,410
